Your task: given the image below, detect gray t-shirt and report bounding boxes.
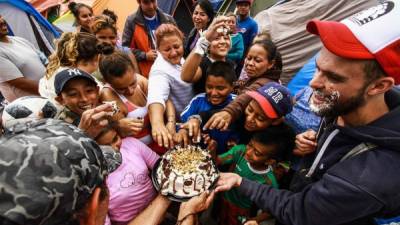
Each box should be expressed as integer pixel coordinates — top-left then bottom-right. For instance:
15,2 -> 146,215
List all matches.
0,36 -> 45,102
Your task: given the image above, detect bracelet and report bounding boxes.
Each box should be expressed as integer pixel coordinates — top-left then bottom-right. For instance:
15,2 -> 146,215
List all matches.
193,36 -> 210,57
176,212 -> 196,225
188,114 -> 202,125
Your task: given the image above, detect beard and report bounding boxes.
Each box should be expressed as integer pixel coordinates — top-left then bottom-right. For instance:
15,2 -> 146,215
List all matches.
309,86 -> 367,118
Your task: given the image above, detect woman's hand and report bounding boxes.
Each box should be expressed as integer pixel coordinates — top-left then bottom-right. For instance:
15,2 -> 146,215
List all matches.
204,16 -> 229,42
117,117 -> 145,138
203,111 -> 232,131
151,122 -> 174,148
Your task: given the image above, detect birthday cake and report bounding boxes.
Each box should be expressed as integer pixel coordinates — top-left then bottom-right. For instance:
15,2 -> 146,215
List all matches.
156,145 -> 219,198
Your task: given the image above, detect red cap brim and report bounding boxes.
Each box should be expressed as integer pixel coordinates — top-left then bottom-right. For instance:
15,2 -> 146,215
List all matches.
246,91 -> 278,119
307,20 -> 374,60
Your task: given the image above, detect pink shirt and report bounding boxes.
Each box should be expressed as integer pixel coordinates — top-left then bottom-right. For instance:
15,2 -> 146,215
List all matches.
106,137 -> 159,224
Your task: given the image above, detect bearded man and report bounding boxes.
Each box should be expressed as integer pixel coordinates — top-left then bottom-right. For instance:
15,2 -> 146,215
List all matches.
214,2 -> 400,225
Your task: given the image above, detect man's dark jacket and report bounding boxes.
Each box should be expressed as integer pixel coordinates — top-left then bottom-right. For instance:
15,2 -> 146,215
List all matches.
238,89 -> 400,225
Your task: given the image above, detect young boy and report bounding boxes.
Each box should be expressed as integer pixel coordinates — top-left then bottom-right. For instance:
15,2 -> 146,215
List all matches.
236,0 -> 258,53
177,61 -> 238,154
218,124 -> 295,225
54,68 -> 101,126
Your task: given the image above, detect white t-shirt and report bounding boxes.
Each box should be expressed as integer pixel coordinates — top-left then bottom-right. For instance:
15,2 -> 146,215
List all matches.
0,36 -> 45,102
147,55 -> 194,115
39,66 -> 67,102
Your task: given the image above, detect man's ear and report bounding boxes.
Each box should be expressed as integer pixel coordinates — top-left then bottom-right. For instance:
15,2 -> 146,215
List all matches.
367,76 -> 395,96
80,187 -> 101,225
271,117 -> 284,126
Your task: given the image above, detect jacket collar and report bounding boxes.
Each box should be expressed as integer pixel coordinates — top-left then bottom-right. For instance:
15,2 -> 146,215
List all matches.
133,7 -> 169,25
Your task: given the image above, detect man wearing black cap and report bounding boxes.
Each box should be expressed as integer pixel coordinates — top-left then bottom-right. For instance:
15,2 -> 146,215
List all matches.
214,2 -> 400,225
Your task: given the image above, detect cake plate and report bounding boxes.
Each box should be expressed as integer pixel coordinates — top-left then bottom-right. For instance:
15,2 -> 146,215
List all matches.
151,153 -> 219,202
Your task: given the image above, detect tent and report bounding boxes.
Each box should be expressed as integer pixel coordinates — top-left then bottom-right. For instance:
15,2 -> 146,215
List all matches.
41,0 -> 138,34
158,0 -> 194,35
254,0 -> 380,85
27,0 -> 94,23
218,0 -> 277,16
0,0 -> 60,56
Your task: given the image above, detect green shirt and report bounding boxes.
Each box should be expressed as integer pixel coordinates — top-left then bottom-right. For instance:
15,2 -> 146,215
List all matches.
219,144 -> 279,209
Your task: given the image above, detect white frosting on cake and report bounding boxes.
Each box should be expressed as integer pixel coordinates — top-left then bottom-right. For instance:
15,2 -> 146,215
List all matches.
156,145 -> 218,198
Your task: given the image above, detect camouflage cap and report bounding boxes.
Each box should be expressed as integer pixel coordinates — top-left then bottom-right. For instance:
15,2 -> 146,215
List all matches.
0,119 -> 115,225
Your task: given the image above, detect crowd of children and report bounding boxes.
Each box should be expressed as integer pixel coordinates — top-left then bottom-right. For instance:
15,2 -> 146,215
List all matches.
0,0 -> 323,224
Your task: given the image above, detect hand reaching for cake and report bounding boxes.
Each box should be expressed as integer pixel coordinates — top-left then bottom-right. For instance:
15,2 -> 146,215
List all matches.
180,191 -> 215,214
214,172 -> 243,193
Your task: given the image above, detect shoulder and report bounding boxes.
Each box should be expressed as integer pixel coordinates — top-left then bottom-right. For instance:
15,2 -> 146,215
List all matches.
158,9 -> 175,23
190,93 -> 208,103
231,144 -> 246,153
121,136 -> 143,148
328,148 -> 400,202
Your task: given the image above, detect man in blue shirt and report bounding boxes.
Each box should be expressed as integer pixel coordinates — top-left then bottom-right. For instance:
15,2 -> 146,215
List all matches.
236,0 -> 258,53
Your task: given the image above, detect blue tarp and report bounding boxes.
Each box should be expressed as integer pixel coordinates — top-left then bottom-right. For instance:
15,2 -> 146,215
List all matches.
158,0 -> 178,15
287,53 -> 318,96
0,0 -> 60,38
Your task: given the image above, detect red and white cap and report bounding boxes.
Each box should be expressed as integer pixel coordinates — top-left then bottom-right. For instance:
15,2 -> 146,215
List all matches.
307,1 -> 400,84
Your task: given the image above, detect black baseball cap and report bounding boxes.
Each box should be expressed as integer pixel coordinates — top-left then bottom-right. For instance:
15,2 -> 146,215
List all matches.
54,68 -> 97,95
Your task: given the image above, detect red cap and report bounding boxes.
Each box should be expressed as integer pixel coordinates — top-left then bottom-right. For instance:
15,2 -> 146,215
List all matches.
306,1 -> 400,84
247,91 -> 278,119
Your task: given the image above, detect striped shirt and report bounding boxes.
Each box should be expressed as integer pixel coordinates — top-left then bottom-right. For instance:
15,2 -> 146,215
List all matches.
147,54 -> 194,117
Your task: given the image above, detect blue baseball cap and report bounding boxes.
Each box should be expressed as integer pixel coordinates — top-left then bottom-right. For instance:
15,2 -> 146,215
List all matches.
246,82 -> 292,119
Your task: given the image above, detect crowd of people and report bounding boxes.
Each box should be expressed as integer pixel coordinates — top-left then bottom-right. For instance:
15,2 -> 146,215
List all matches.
0,0 -> 400,225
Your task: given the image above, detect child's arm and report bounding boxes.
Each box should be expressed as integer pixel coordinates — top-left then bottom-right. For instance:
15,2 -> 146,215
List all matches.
216,145 -> 243,166
204,79 -> 273,130
181,48 -> 203,83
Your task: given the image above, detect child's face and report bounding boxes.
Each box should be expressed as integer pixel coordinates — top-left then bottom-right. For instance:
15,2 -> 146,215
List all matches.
205,75 -> 233,105
244,100 -> 276,131
96,128 -> 122,150
244,44 -> 274,78
245,139 -> 276,168
209,34 -> 231,59
226,16 -> 237,32
56,78 -> 99,116
95,27 -> 117,47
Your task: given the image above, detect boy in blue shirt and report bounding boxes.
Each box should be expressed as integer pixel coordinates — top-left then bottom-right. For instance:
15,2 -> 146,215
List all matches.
236,0 -> 258,53
176,61 -> 238,154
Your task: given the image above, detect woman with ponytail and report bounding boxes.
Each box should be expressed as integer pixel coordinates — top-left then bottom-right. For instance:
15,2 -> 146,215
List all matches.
39,32 -> 112,103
